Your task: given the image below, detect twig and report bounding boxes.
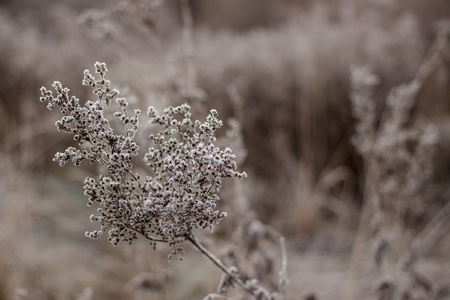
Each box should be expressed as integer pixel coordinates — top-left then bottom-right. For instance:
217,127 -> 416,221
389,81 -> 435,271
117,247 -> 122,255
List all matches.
186,233 -> 256,298
415,31 -> 447,85
413,199 -> 450,255
131,227 -> 170,243
179,0 -> 197,93
278,236 -> 289,293
340,164 -> 376,300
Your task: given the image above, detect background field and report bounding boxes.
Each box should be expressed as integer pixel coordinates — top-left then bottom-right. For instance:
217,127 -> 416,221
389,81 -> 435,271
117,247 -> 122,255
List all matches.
1,0 -> 450,299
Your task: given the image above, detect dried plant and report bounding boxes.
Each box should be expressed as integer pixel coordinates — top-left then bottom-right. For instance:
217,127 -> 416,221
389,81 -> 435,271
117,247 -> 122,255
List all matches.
39,62 -> 287,299
345,32 -> 448,300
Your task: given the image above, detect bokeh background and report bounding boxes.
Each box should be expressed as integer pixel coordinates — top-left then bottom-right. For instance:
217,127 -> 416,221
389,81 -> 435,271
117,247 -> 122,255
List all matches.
1,0 -> 450,299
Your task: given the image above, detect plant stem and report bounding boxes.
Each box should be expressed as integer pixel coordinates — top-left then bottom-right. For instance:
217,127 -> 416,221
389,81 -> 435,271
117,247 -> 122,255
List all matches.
131,227 -> 170,243
186,233 -> 255,298
179,0 -> 197,92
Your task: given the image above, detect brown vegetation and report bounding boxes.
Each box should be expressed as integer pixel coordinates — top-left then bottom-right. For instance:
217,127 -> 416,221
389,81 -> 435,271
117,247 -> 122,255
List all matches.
1,0 -> 450,299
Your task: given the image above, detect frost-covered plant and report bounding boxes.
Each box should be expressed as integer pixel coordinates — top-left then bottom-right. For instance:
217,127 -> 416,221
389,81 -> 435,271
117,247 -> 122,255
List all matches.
40,62 -> 286,299
40,62 -> 245,250
346,32 -> 448,300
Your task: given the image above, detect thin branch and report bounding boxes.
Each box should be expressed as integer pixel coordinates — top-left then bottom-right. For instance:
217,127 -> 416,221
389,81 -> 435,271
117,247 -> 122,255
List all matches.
413,199 -> 450,255
278,236 -> 289,293
186,233 -> 256,298
129,227 -> 170,243
340,165 -> 375,300
415,31 -> 447,85
179,0 -> 197,93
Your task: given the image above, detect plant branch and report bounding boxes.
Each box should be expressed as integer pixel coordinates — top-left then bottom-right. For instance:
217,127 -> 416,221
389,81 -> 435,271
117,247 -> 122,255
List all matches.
186,233 -> 256,298
179,0 -> 197,93
130,227 -> 170,243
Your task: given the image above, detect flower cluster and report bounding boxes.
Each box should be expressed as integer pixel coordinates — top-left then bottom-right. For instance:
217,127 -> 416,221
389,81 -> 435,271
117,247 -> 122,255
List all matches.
143,104 -> 246,243
40,62 -> 140,176
40,62 -> 246,251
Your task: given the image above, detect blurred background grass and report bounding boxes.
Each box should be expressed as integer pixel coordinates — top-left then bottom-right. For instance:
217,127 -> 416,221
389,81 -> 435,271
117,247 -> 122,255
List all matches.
1,0 -> 450,299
